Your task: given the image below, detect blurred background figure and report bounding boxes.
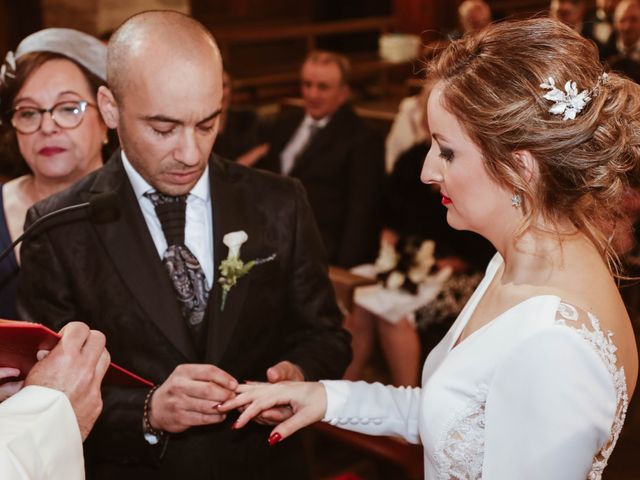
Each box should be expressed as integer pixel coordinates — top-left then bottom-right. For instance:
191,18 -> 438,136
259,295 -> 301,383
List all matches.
212,70 -> 269,166
0,28 -> 113,320
583,0 -> 622,56
606,0 -> 640,82
345,81 -> 494,387
257,50 -> 384,268
448,0 -> 492,40
549,0 -> 587,33
384,83 -> 429,173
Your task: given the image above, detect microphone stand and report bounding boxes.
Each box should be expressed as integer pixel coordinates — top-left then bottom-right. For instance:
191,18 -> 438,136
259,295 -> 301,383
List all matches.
0,202 -> 90,264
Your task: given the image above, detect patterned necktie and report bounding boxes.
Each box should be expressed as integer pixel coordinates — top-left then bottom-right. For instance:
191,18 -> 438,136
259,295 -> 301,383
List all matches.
144,191 -> 209,343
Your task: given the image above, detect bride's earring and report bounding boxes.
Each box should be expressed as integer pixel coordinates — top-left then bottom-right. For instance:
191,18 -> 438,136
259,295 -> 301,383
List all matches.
511,192 -> 521,208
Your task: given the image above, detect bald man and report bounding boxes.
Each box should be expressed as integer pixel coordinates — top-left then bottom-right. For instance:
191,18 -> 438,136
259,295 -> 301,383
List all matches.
18,11 -> 351,480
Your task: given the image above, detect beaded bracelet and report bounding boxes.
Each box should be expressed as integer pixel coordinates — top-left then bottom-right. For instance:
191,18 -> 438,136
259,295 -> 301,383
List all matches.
143,385 -> 165,445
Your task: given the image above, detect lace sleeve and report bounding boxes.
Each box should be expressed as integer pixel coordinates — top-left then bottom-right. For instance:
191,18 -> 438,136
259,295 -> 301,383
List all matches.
320,380 -> 422,444
482,326 -> 618,480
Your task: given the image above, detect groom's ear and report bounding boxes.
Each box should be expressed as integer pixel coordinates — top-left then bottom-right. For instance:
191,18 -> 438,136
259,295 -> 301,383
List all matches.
97,85 -> 119,130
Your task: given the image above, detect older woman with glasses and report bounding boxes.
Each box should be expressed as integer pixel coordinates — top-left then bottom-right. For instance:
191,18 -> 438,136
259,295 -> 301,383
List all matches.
0,28 -> 111,321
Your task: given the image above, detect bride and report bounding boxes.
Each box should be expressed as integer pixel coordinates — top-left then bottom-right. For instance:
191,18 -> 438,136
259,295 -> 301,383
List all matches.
219,18 -> 639,479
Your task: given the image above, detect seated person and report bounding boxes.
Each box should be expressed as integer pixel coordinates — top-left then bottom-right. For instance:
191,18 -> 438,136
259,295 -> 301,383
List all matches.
256,50 -> 385,268
385,84 -> 429,173
447,0 -> 492,40
212,71 -> 268,165
549,0 -> 587,34
0,28 -> 112,319
606,0 -> 640,82
582,0 -> 621,58
344,99 -> 494,386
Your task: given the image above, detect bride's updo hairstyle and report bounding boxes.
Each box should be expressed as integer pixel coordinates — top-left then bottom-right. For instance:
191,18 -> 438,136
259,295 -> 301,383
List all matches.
427,18 -> 640,273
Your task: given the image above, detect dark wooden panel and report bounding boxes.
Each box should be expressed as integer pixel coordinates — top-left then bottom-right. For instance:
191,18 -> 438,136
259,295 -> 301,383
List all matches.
0,0 -> 43,56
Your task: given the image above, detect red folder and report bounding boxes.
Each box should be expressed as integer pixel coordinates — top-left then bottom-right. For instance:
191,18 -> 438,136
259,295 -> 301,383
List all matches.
0,319 -> 153,388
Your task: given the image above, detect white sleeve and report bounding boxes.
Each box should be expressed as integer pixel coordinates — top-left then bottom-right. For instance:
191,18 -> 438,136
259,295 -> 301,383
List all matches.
482,327 -> 617,480
0,385 -> 84,480
385,97 -> 421,173
319,380 -> 422,444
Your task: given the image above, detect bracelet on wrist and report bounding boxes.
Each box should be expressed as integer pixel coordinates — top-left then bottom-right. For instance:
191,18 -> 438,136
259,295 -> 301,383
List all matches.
143,385 -> 165,445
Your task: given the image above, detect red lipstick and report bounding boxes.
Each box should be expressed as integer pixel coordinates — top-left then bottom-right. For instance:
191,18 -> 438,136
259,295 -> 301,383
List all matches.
441,195 -> 452,205
38,147 -> 66,156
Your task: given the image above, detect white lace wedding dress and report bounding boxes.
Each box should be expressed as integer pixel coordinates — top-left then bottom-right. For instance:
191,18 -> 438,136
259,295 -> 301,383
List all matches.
321,254 -> 628,479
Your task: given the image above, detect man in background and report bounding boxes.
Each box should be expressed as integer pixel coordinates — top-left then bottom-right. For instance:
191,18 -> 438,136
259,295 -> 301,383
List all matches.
550,0 -> 587,33
606,0 -> 640,82
583,0 -> 621,57
448,0 -> 492,39
257,51 -> 385,268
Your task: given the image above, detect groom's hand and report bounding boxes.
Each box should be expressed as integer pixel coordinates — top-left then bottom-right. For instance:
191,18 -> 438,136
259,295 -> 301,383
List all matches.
251,361 -> 304,426
149,364 -> 238,433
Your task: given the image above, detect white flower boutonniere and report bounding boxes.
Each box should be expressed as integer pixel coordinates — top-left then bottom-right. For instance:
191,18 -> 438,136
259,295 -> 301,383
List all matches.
218,230 -> 276,311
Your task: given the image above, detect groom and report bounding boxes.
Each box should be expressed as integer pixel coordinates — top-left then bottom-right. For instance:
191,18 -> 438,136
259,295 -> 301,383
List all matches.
17,11 -> 351,480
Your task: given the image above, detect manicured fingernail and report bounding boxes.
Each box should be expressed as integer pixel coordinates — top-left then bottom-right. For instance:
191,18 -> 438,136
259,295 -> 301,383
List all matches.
214,403 -> 222,410
231,421 -> 239,430
268,432 -> 282,446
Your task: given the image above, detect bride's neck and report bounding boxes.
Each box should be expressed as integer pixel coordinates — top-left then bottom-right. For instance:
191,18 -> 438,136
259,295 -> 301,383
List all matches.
498,222 -> 598,287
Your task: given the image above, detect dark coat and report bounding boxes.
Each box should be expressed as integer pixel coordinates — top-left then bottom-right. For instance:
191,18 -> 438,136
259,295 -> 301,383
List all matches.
17,151 -> 351,480
257,103 -> 385,268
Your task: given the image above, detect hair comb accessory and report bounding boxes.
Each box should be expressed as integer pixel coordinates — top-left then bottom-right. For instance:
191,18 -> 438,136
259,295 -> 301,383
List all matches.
591,72 -> 609,98
540,77 -> 591,121
0,51 -> 16,85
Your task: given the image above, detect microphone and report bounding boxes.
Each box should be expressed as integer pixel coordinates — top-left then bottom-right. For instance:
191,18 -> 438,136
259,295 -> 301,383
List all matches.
0,191 -> 119,264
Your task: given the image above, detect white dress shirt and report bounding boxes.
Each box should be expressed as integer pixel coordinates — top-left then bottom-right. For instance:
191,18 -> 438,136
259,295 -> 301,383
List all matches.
280,114 -> 329,175
121,151 -> 214,288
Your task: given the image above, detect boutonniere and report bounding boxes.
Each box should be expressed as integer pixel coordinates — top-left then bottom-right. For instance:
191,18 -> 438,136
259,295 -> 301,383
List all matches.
218,230 -> 276,311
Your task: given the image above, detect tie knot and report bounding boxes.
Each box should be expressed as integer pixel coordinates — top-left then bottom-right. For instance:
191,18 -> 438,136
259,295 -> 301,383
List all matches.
145,191 -> 187,246
308,122 -> 320,135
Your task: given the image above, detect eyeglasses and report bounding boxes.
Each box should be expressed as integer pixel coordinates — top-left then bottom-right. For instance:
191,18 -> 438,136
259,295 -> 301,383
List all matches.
11,100 -> 97,134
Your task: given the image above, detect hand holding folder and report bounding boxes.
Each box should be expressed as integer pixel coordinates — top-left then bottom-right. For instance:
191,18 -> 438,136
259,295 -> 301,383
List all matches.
0,319 -> 152,387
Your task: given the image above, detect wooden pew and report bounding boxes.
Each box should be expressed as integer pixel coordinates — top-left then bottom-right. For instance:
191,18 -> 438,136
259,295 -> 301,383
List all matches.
214,16 -> 412,102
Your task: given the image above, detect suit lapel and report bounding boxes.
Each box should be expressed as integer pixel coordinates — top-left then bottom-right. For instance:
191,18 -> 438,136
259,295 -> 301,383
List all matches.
89,154 -> 198,361
205,157 -> 252,365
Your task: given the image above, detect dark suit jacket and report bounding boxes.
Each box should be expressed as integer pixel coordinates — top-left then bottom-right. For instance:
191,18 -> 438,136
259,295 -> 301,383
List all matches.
17,152 -> 351,480
257,103 -> 385,268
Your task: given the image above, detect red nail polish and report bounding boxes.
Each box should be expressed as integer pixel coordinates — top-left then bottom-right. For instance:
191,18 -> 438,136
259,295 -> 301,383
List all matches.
268,432 -> 282,446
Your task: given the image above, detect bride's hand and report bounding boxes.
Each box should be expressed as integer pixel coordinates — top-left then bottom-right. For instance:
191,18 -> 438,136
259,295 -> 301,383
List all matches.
218,381 -> 327,444
0,367 -> 23,402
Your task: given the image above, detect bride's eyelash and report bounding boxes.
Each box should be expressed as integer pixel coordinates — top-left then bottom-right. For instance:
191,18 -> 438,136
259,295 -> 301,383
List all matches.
439,147 -> 454,161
